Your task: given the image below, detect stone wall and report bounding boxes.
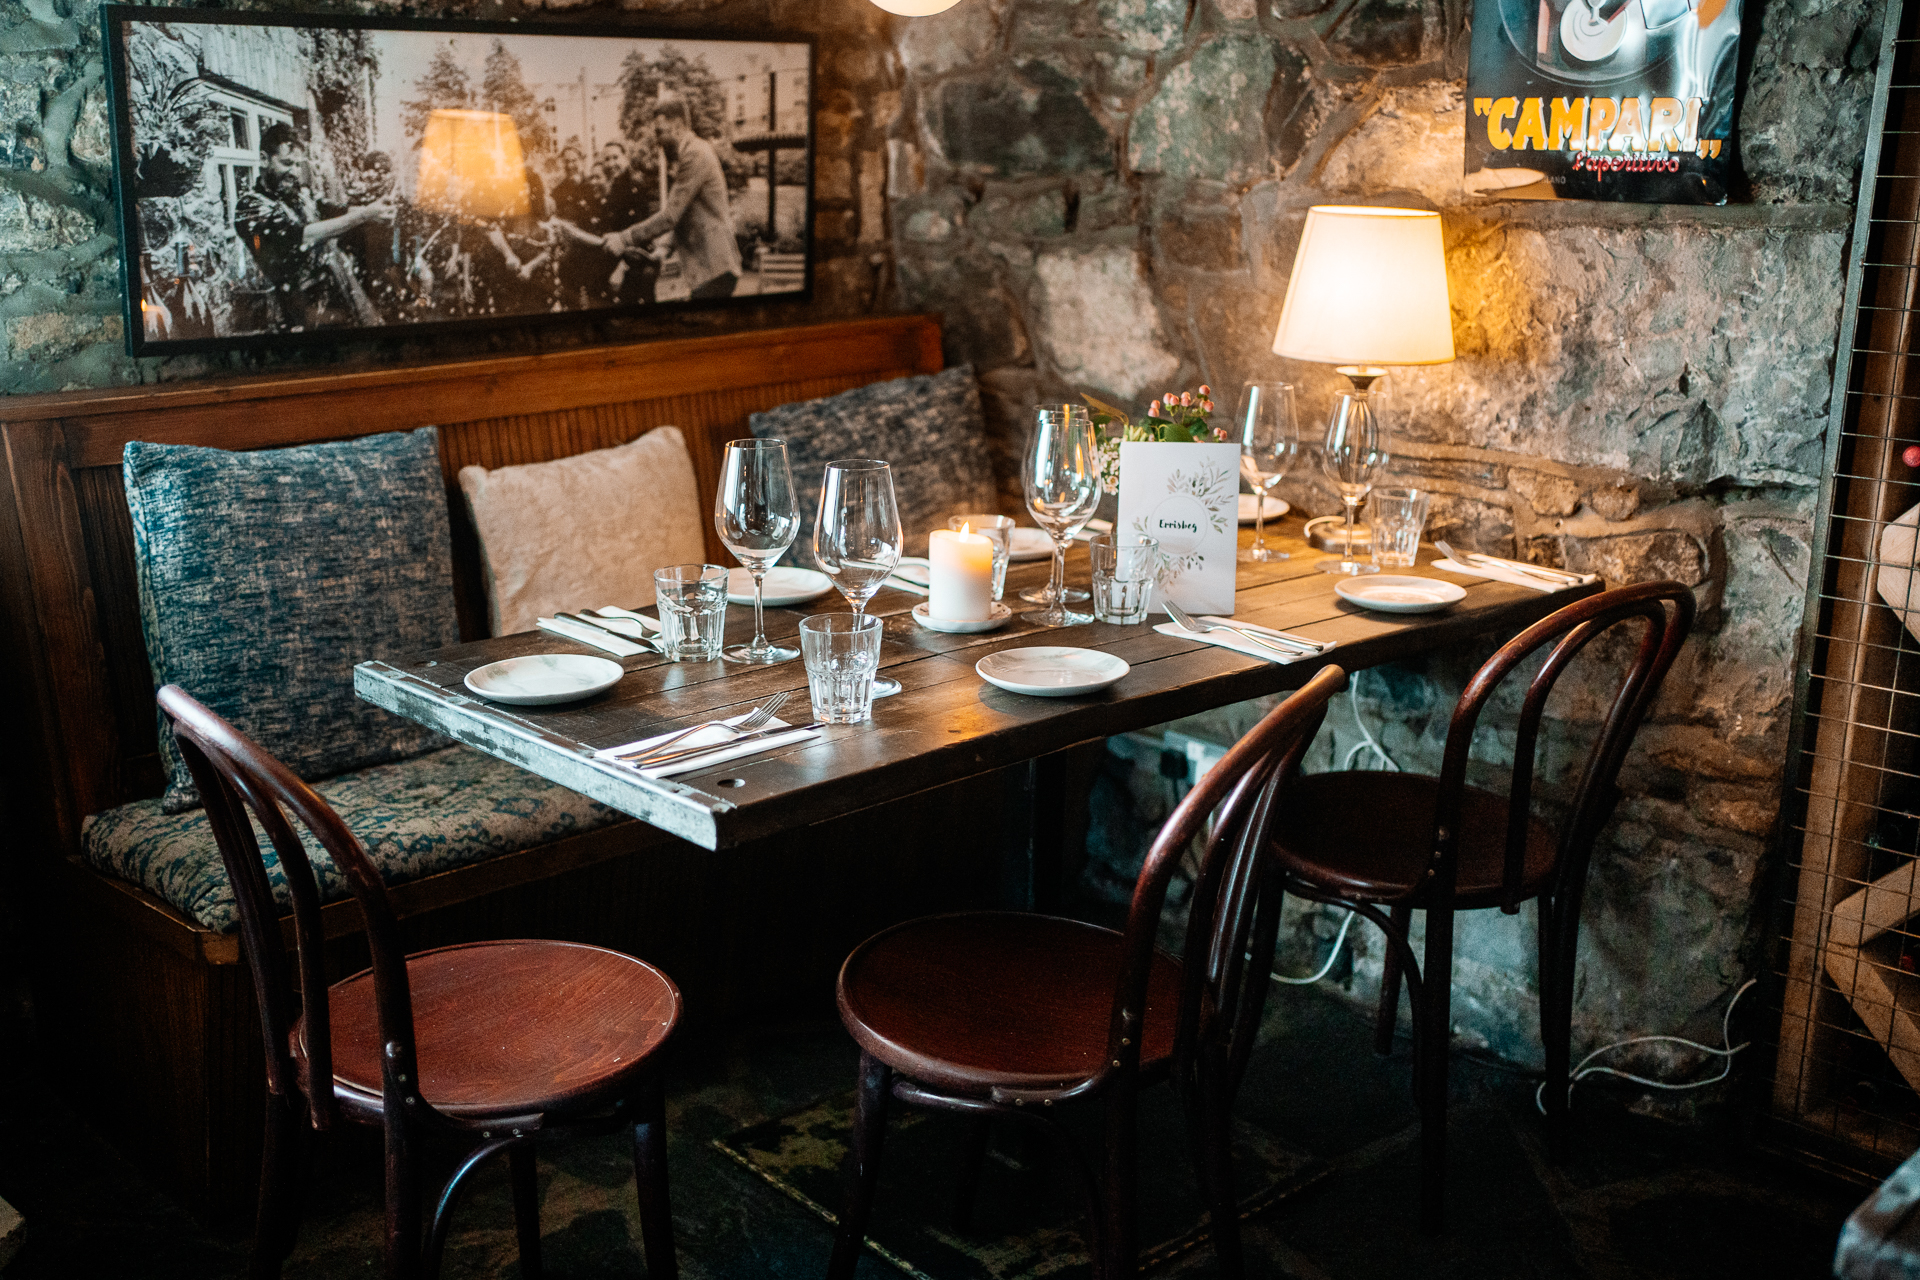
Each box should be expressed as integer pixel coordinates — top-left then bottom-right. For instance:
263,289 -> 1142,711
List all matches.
884,0 -> 1880,1076
0,0 -> 897,395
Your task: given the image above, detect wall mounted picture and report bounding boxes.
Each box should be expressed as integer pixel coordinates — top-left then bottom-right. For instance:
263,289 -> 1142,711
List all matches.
103,5 -> 814,355
1463,0 -> 1741,204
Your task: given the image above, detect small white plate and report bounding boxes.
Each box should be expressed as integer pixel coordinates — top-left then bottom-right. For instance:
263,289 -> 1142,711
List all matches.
1009,527 -> 1056,561
1335,576 -> 1467,614
726,566 -> 836,607
913,601 -> 1014,634
976,646 -> 1130,697
465,654 -> 624,705
1238,494 -> 1291,524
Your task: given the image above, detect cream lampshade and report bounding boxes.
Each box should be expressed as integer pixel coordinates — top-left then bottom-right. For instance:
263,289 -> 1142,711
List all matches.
1272,205 -> 1454,376
414,109 -> 529,220
870,0 -> 962,12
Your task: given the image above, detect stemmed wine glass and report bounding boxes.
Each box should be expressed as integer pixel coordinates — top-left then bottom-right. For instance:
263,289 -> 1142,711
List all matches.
814,459 -> 904,697
1236,382 -> 1299,563
715,438 -> 801,664
1022,406 -> 1101,626
1318,384 -> 1389,576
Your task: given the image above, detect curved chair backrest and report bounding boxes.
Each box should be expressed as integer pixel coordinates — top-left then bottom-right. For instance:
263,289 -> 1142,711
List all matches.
1103,665 -> 1346,1096
1434,580 -> 1695,912
157,685 -> 415,1132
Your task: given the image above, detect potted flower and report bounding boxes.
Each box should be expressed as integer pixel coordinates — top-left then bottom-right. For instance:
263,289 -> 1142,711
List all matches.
1085,387 -> 1241,615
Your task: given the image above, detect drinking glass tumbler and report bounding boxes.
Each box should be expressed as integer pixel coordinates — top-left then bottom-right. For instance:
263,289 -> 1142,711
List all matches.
1090,535 -> 1159,625
652,564 -> 728,661
800,613 -> 883,724
949,514 -> 1015,600
1369,487 -> 1431,569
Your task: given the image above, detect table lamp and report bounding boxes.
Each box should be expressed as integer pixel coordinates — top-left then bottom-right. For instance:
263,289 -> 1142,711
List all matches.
1272,205 -> 1454,567
414,109 -> 529,220
870,0 -> 962,12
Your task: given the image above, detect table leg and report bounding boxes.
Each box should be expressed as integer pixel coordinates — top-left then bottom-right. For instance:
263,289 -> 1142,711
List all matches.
1029,753 -> 1070,915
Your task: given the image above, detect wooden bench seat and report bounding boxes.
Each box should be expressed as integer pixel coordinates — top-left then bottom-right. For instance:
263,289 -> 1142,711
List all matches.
0,315 -> 972,1218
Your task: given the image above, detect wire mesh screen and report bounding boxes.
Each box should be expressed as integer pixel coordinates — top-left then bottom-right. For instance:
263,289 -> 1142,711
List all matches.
1771,0 -> 1920,1177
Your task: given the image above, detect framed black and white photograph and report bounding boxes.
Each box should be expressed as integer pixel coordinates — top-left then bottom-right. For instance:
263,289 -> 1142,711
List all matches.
102,6 -> 815,355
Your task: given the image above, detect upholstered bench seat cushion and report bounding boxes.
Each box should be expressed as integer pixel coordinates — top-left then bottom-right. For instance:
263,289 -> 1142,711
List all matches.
81,746 -> 626,933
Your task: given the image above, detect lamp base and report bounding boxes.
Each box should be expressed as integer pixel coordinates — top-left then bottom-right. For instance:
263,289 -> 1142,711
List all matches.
1304,515 -> 1372,555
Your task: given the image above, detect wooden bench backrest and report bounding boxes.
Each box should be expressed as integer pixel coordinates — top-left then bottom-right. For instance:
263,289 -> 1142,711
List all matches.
0,315 -> 944,851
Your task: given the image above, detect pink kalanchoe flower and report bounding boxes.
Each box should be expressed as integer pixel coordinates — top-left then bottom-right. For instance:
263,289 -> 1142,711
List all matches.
1180,392 -> 1193,407
1198,384 -> 1211,397
1149,400 -> 1162,417
1202,399 -> 1214,413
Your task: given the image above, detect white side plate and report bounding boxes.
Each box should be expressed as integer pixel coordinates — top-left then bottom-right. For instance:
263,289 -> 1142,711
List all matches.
1237,494 -> 1290,524
465,654 -> 624,705
976,646 -> 1130,697
726,566 -> 837,606
1334,576 -> 1467,614
913,601 -> 1013,634
1009,527 -> 1056,561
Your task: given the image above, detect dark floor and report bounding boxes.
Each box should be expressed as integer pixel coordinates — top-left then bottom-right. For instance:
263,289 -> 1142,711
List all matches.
0,965 -> 1869,1280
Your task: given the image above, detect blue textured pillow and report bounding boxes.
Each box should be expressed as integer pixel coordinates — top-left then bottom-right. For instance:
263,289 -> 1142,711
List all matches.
749,365 -> 998,569
124,427 -> 459,813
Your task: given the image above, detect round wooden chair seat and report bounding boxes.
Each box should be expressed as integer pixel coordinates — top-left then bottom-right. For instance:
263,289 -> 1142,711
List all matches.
295,939 -> 680,1119
836,912 -> 1182,1096
1271,771 -> 1558,908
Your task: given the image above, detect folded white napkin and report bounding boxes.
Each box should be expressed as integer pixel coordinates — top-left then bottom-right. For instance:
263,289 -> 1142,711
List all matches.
885,557 -> 932,595
595,714 -> 822,779
538,615 -> 647,656
1431,558 -> 1597,593
1152,617 -> 1335,664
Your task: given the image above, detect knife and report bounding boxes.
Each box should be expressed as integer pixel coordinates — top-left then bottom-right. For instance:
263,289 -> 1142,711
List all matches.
621,721 -> 824,767
537,615 -> 646,657
564,612 -> 657,645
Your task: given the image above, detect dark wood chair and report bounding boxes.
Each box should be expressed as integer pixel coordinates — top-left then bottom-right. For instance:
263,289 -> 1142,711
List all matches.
1269,580 -> 1694,1235
824,665 -> 1348,1280
156,686 -> 682,1280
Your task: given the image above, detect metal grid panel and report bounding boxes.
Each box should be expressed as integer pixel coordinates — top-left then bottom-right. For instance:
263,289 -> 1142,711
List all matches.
1769,0 -> 1920,1176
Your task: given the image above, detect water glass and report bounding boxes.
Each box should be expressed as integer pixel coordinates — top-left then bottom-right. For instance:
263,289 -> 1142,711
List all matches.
1369,487 -> 1431,569
652,563 -> 728,661
800,613 -> 883,724
1090,535 -> 1159,625
950,513 -> 1014,600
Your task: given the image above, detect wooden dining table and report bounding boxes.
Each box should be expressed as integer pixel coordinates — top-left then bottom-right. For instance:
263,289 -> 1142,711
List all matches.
355,519 -> 1600,908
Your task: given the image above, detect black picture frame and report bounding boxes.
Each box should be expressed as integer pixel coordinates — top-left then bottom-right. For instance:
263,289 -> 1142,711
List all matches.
102,4 -> 816,356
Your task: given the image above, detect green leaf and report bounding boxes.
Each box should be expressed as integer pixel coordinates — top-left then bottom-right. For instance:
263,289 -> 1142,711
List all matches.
1159,420 -> 1193,443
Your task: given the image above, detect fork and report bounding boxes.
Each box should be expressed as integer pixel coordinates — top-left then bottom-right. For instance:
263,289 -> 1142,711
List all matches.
617,691 -> 791,762
1434,540 -> 1581,586
1162,599 -> 1321,658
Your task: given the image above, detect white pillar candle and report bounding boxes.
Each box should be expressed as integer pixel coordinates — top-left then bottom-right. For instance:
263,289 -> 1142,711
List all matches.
928,526 -> 995,620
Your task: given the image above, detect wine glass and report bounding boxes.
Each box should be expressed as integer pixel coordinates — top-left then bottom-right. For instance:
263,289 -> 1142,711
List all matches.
1022,406 -> 1101,626
1020,405 -> 1094,607
715,438 -> 801,664
1236,382 -> 1299,563
814,459 -> 904,697
1317,386 -> 1389,576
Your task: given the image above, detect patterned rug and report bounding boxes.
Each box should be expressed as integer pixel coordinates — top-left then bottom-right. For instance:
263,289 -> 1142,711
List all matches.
715,1086 -> 1327,1280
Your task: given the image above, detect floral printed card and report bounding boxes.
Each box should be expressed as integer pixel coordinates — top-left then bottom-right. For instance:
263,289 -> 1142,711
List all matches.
1116,441 -> 1240,616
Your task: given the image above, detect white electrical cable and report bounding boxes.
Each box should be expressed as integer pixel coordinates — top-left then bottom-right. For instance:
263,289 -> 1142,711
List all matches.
1533,977 -> 1757,1114
1271,907 -> 1358,985
1342,670 -> 1400,772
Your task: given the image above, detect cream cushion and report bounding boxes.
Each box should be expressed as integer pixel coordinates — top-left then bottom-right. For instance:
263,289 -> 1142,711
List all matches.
458,426 -> 708,636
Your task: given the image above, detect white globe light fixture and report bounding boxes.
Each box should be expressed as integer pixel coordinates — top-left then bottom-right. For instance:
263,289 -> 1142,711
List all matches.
869,0 -> 962,14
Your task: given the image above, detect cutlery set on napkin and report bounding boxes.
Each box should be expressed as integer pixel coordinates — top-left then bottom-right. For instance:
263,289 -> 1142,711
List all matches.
1154,598 -> 1335,665
1432,542 -> 1598,592
594,706 -> 823,780
538,607 -> 660,656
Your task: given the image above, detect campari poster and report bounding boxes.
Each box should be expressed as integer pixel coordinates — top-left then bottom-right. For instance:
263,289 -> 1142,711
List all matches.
1464,0 -> 1742,204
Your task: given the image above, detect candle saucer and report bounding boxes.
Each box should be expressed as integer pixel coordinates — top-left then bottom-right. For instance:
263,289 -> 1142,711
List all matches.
913,601 -> 1014,634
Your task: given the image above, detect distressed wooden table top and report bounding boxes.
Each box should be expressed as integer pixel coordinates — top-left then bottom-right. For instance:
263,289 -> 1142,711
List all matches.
355,521 -> 1599,850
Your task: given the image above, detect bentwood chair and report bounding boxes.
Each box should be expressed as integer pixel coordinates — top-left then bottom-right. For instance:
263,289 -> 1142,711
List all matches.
824,665 -> 1347,1280
1269,580 -> 1693,1235
157,686 -> 682,1280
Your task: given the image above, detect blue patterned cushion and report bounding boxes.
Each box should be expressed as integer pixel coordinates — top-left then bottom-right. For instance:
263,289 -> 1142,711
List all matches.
124,428 -> 460,813
749,365 -> 997,568
80,745 -> 627,933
